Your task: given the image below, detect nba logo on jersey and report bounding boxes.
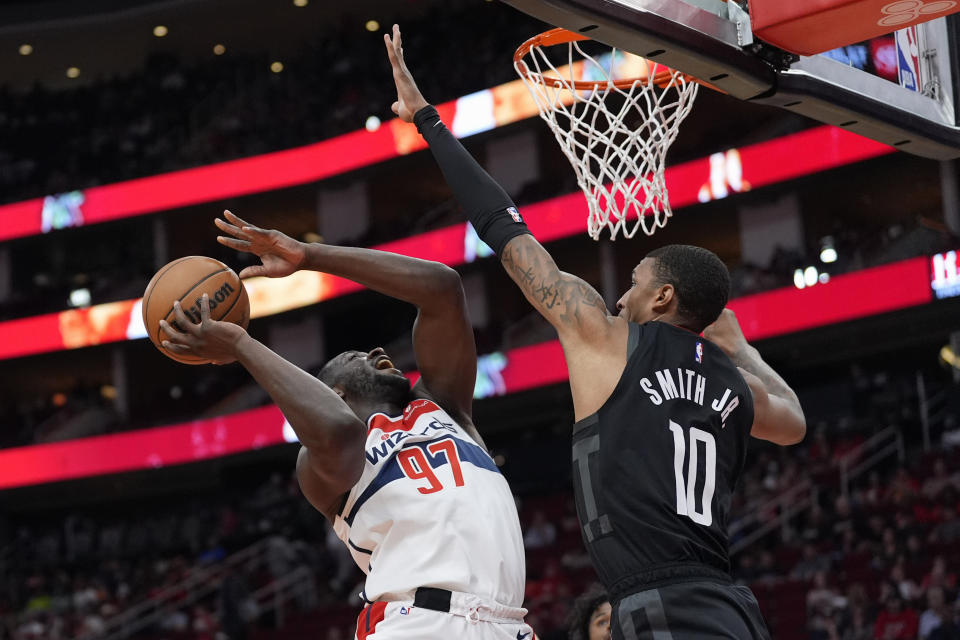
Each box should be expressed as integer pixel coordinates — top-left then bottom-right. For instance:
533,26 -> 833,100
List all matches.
506,207 -> 523,223
695,341 -> 703,364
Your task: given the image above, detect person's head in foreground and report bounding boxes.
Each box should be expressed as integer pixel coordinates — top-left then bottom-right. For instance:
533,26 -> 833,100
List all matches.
616,244 -> 730,333
568,585 -> 611,640
318,347 -> 412,417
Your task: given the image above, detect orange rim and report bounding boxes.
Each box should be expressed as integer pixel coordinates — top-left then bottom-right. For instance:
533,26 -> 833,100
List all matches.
514,27 -> 714,92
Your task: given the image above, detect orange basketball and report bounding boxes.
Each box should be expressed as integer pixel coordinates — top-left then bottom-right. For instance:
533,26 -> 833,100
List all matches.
142,256 -> 250,364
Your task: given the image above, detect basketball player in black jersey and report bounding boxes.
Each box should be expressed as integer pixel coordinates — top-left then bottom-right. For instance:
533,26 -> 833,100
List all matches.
386,25 -> 806,639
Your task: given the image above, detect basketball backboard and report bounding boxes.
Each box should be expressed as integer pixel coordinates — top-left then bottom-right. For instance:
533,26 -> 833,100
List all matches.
501,0 -> 960,159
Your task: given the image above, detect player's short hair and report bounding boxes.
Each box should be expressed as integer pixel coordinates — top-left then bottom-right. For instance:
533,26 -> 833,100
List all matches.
317,353 -> 349,388
647,244 -> 730,332
567,584 -> 609,640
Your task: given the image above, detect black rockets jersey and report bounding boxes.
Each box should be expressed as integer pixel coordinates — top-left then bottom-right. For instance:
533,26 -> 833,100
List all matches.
571,321 -> 754,601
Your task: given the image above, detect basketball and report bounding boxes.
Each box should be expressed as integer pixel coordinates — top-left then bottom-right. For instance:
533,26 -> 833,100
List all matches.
142,256 -> 250,365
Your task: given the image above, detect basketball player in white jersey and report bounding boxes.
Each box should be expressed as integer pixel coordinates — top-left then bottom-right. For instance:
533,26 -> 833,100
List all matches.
158,211 -> 535,640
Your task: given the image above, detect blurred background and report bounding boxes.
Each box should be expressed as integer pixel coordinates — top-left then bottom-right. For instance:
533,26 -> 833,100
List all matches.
1,1 -> 959,639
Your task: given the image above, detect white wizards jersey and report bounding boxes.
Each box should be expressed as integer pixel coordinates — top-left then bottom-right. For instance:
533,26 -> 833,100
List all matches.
333,398 -> 525,606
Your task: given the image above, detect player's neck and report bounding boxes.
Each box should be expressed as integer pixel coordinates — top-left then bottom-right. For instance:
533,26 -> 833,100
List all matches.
349,397 -> 409,422
653,313 -> 700,335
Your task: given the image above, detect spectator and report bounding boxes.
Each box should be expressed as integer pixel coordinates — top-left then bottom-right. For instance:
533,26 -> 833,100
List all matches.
921,557 -> 958,595
809,570 -> 846,613
524,510 -> 557,550
929,600 -> 960,640
887,468 -> 920,506
921,587 -> 951,640
922,460 -> 960,500
843,604 -> 875,640
809,571 -> 847,640
566,585 -> 611,640
874,593 -> 919,640
794,543 -> 832,580
891,562 -> 922,603
929,505 -> 960,544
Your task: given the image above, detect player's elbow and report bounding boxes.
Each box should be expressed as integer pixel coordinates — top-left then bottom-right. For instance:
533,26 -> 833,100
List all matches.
780,421 -> 807,446
772,415 -> 807,446
431,263 -> 463,292
751,410 -> 806,446
422,263 -> 466,304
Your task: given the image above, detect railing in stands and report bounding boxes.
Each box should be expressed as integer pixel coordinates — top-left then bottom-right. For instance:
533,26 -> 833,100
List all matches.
78,537 -> 273,640
918,370 -> 953,452
249,566 -> 318,631
729,478 -> 816,556
839,426 -> 904,498
730,426 -> 907,555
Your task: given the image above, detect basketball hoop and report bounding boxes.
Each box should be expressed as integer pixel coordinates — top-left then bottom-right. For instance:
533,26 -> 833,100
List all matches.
514,28 -> 701,240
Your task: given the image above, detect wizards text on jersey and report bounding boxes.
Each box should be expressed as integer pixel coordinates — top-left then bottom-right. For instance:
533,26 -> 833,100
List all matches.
365,417 -> 458,465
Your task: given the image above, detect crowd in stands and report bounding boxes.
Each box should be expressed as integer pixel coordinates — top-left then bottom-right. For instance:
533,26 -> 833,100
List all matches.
0,471 -> 329,640
0,1 -> 542,206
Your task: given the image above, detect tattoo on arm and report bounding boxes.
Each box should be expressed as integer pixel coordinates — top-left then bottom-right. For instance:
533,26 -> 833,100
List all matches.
500,238 -> 608,330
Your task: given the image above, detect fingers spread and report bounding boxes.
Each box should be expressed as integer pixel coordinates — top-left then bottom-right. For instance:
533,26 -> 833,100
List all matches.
173,300 -> 199,333
217,236 -> 252,251
200,293 -> 211,323
224,210 -> 254,229
159,319 -> 188,342
162,341 -> 192,355
215,218 -> 251,241
384,33 -> 398,65
238,265 -> 266,279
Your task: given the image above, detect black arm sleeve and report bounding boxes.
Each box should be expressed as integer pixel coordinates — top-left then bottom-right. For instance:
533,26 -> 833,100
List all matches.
414,105 -> 531,255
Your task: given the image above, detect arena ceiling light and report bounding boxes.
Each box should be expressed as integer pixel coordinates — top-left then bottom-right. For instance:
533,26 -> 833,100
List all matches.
18,44 -> 32,56
794,266 -> 830,289
941,345 -> 959,371
270,61 -> 284,73
820,237 -> 838,263
366,20 -> 380,32
293,0 -> 308,6
153,25 -> 168,38
213,44 -> 226,56
68,288 -> 91,308
66,67 -> 80,79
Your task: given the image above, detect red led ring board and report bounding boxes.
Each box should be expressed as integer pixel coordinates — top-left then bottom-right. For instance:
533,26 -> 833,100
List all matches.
748,0 -> 960,56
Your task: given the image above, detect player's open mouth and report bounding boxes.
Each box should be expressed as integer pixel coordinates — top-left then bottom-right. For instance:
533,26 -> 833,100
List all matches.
374,356 -> 395,371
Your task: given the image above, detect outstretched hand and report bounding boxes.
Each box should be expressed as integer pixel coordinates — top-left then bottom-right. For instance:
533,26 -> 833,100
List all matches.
215,210 -> 306,279
384,24 -> 429,123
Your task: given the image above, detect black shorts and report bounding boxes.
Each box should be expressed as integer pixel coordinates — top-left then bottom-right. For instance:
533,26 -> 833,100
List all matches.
612,579 -> 771,640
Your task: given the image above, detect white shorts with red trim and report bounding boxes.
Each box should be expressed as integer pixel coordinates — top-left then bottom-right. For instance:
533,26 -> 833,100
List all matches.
355,593 -> 535,640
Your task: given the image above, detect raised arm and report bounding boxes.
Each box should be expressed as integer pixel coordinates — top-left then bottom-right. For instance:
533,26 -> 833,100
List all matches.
215,211 -> 477,422
702,309 -> 806,445
384,25 -> 613,346
159,295 -> 366,518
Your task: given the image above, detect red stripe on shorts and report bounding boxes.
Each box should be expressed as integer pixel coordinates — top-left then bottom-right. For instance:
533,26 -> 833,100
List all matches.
356,601 -> 387,640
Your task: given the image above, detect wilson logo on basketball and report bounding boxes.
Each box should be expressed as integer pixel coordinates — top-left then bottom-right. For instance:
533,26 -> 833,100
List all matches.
878,0 -> 957,27
183,282 -> 235,323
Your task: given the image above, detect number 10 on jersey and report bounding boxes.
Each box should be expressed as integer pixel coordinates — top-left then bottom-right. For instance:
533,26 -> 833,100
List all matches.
668,421 -> 717,527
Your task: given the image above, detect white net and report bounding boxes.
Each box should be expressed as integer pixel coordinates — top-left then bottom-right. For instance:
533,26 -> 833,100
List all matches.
515,35 -> 698,240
